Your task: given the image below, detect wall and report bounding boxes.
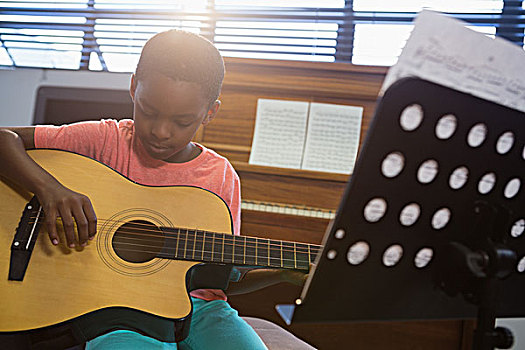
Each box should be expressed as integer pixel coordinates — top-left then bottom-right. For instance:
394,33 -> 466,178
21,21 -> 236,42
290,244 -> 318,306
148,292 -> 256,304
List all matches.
0,67 -> 131,126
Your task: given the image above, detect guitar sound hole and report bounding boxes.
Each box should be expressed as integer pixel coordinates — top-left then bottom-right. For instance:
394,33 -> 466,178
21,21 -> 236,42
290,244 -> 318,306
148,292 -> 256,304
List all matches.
112,220 -> 165,263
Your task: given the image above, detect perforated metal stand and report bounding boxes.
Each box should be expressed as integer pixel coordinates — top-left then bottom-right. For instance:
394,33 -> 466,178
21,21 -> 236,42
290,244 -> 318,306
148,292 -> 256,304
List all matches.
277,78 -> 525,350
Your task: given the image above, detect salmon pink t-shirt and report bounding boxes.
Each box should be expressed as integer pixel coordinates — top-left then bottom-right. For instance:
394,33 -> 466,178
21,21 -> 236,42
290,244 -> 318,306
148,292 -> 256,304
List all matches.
34,119 -> 241,301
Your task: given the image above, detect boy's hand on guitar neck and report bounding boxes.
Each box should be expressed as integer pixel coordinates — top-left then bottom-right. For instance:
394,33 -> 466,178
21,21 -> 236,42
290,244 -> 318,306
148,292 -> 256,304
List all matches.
280,262 -> 316,287
36,180 -> 97,248
280,269 -> 308,287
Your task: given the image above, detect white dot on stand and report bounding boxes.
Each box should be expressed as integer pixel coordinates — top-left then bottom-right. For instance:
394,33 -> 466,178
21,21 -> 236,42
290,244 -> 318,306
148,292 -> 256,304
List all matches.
381,152 -> 405,178
334,229 -> 345,239
432,208 -> 452,230
363,198 -> 388,223
449,166 -> 469,190
347,241 -> 370,265
399,104 -> 424,131
435,114 -> 457,140
504,178 -> 521,199
467,123 -> 488,148
496,131 -> 514,155
383,244 -> 403,267
510,219 -> 525,238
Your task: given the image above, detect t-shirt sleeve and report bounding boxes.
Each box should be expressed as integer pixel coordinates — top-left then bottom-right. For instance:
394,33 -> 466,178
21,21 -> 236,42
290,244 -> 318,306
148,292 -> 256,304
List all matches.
34,120 -> 117,160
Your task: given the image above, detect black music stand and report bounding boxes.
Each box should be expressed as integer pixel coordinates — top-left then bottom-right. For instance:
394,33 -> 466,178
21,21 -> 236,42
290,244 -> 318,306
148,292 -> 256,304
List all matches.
277,78 -> 525,350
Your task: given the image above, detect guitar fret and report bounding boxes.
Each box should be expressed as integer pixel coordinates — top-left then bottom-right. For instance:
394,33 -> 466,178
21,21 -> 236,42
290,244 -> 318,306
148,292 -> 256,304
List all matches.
232,235 -> 235,264
177,229 -> 188,260
211,232 -> 214,262
267,240 -> 270,266
310,244 -> 317,265
308,244 -> 311,266
223,234 -> 233,263
221,233 -> 225,263
244,237 -> 257,266
280,241 -> 283,268
255,238 -> 269,268
282,241 -> 296,269
296,243 -> 310,271
186,230 -> 195,260
269,239 -> 281,268
212,232 -> 223,263
174,228 -> 180,259
233,236 -> 245,265
294,242 -> 297,269
201,231 -> 205,261
192,230 -> 197,260
183,230 -> 188,259
202,231 -> 213,262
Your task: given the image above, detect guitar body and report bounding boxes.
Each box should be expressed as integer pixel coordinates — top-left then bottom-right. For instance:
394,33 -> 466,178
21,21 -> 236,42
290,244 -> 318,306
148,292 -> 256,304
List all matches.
0,149 -> 234,344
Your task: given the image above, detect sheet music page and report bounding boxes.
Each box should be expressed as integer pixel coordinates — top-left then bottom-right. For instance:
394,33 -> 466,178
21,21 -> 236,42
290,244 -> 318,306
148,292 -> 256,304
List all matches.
382,10 -> 525,113
301,102 -> 363,174
249,99 -> 309,169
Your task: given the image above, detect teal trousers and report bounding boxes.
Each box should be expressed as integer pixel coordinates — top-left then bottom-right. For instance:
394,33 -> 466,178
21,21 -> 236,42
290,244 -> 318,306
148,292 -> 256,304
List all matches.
86,297 -> 268,350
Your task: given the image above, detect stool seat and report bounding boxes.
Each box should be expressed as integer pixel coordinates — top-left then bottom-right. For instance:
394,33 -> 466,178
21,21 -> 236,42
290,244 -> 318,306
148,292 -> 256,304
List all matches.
242,317 -> 316,350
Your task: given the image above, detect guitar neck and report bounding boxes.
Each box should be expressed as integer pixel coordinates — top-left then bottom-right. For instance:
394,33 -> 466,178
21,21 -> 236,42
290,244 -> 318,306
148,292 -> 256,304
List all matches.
158,228 -> 320,271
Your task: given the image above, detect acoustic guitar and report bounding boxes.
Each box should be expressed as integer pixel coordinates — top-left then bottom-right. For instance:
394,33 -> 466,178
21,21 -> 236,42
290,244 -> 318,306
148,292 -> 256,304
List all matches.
0,149 -> 320,345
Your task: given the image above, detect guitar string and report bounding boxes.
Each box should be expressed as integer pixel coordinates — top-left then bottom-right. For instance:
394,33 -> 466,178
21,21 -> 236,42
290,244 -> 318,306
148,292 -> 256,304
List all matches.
109,241 -> 314,268
26,216 -> 323,253
26,216 -> 322,255
112,234 -> 321,256
27,214 -> 325,249
24,213 -> 317,265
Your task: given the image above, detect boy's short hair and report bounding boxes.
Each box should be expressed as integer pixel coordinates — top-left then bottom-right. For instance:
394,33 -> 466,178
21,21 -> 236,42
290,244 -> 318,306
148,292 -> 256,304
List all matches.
135,29 -> 225,105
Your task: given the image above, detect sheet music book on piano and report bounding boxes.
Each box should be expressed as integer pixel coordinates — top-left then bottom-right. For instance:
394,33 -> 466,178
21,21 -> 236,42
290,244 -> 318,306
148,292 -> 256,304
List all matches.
249,98 -> 363,174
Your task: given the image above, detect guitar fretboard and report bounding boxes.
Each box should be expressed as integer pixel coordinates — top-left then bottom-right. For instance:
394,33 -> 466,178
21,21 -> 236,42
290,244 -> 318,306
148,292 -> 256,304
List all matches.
158,228 -> 319,271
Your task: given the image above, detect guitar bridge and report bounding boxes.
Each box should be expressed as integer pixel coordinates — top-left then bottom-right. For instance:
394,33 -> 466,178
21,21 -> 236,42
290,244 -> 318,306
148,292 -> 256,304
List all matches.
8,196 -> 43,281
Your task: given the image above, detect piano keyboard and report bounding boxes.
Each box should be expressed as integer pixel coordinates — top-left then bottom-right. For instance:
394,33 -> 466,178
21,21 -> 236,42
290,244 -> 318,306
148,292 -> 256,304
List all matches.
241,200 -> 336,219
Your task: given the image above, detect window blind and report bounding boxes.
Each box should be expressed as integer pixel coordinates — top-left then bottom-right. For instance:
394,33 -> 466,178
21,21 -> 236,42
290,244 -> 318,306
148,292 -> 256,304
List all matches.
0,0 -> 523,71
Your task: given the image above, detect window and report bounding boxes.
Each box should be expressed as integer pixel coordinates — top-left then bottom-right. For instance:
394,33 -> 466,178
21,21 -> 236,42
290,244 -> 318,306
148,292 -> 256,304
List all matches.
0,0 -> 523,71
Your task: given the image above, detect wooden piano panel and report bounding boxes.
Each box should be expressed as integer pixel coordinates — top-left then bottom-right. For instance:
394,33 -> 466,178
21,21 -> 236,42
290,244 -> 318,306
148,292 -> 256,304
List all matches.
237,168 -> 345,210
241,210 -> 330,245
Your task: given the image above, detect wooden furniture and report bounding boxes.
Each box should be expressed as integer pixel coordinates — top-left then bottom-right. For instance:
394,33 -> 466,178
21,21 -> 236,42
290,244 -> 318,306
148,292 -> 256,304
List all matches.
195,57 -> 475,350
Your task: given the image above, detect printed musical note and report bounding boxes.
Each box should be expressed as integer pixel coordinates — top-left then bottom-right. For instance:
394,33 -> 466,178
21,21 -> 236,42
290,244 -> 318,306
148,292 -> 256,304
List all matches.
382,10 -> 525,113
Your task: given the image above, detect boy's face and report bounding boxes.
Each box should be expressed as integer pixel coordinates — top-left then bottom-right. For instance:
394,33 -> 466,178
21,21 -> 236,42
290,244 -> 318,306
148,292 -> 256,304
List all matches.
130,72 -> 219,163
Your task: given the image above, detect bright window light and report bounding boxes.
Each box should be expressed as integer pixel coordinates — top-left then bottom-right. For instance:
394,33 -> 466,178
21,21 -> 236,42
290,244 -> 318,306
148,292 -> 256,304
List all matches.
94,0 -> 207,10
353,0 -> 503,13
9,48 -> 81,69
222,51 -> 334,62
102,52 -> 140,72
88,51 -> 103,71
0,0 -> 88,9
0,15 -> 86,24
352,24 -> 413,66
0,45 -> 13,66
215,0 -> 344,7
